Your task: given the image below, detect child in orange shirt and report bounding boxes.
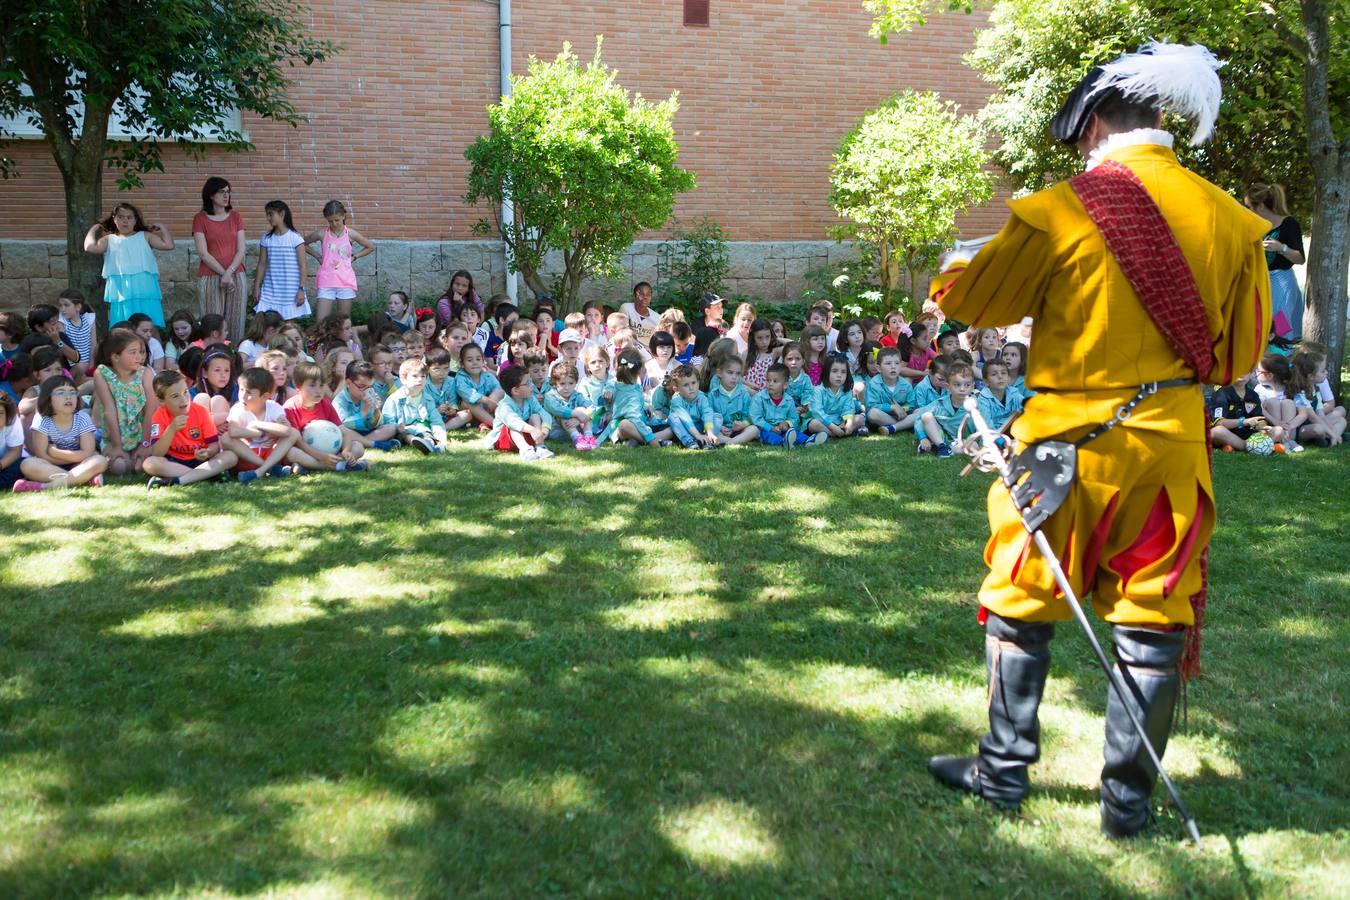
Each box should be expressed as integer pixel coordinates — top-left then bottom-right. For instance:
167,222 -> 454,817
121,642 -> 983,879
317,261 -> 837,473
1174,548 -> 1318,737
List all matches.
144,371 -> 239,488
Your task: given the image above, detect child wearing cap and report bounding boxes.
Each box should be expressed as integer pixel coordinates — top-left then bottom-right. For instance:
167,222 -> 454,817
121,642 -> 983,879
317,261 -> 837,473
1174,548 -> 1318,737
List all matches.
699,293 -> 726,334
550,327 -> 585,378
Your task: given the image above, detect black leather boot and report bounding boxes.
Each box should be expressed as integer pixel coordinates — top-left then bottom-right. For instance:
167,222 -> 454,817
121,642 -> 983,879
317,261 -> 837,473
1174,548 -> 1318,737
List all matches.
930,612 -> 1054,810
1099,625 -> 1185,838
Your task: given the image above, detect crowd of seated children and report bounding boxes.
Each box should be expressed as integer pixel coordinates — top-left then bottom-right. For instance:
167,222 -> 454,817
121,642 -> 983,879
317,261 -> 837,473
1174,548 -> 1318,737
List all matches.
5,287 -> 1344,485
1207,343 -> 1346,453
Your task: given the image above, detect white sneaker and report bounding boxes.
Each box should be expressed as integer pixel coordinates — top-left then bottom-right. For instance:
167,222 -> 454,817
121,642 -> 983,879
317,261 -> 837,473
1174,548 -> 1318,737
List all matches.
519,446 -> 544,462
534,446 -> 556,459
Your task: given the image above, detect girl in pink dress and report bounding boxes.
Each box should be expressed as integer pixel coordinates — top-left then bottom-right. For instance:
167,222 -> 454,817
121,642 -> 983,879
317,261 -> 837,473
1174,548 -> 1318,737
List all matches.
305,200 -> 375,323
741,319 -> 780,394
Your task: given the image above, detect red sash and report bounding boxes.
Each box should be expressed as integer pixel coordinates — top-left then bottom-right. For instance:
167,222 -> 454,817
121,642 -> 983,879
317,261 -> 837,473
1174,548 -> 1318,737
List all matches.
1070,160 -> 1213,678
1070,161 -> 1213,379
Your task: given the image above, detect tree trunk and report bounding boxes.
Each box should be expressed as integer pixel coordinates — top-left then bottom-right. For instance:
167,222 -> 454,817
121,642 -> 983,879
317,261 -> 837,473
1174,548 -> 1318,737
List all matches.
1303,171 -> 1349,392
518,261 -> 549,303
878,240 -> 898,296
63,162 -> 105,333
1300,0 -> 1349,394
38,83 -> 115,336
563,261 -> 584,314
905,258 -> 919,315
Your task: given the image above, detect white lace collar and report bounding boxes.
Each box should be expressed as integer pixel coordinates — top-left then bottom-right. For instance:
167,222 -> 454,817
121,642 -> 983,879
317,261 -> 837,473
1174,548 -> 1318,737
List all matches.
1085,128 -> 1175,171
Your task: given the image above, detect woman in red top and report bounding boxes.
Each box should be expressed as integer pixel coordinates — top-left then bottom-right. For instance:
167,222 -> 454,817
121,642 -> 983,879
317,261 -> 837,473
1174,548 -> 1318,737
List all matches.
192,177 -> 247,343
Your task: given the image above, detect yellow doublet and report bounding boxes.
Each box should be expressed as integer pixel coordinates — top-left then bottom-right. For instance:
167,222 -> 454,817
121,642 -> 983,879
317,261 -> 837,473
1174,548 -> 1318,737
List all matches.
938,143 -> 1271,626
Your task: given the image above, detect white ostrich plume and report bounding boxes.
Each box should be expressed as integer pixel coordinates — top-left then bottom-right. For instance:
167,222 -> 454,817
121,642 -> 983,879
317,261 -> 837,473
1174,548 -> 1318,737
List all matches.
1090,41 -> 1224,146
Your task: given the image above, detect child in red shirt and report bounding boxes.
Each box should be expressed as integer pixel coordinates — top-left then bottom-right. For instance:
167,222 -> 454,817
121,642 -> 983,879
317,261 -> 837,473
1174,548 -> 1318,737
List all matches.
282,362 -> 367,471
144,370 -> 239,488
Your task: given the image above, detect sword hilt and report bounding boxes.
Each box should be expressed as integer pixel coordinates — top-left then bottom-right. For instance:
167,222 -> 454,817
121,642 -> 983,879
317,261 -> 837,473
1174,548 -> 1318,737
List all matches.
960,397 -> 1013,477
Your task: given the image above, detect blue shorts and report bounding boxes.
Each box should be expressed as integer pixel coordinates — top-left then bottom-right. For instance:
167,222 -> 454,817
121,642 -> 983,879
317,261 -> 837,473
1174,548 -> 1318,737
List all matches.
165,453 -> 207,469
760,427 -> 809,446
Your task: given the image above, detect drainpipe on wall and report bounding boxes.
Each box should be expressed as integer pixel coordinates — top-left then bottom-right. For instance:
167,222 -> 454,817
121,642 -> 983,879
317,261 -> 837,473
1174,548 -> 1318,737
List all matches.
499,0 -> 518,304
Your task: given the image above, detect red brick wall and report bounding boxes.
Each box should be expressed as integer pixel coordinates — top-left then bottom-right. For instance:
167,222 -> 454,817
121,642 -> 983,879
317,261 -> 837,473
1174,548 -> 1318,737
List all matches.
0,1 -> 1006,242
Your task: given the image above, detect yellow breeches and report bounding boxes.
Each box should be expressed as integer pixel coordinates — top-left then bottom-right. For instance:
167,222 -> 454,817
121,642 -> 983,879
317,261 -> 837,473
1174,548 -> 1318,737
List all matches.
979,426 -> 1213,627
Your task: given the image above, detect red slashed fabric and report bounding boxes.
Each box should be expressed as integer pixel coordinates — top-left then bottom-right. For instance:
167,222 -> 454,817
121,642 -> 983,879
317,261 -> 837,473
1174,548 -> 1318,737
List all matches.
1070,161 -> 1214,678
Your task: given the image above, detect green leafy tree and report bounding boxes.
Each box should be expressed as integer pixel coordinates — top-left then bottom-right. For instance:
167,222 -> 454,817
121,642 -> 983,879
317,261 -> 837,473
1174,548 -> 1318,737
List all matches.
465,41 -> 695,311
866,0 -> 1350,384
829,90 -> 992,304
0,1 -> 337,315
863,0 -> 973,42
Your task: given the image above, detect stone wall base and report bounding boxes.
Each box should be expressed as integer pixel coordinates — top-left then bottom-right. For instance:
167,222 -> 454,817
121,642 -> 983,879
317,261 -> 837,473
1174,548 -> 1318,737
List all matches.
0,238 -> 859,315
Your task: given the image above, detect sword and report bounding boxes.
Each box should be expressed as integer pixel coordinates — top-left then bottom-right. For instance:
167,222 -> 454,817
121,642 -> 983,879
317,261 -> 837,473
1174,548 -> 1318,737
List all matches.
960,397 -> 1204,849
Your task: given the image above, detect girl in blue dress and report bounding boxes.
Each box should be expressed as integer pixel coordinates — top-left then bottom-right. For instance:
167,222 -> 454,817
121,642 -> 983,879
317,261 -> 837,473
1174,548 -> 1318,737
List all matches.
83,203 -> 175,327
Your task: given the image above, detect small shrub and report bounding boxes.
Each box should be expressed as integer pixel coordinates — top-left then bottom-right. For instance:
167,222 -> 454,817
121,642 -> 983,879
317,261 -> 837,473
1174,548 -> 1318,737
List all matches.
347,299 -> 387,328
656,216 -> 730,308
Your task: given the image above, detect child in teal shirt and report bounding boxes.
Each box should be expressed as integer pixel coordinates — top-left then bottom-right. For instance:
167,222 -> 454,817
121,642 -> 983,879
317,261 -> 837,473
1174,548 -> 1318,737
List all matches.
912,355 -> 951,410
782,341 -> 815,420
423,347 -> 471,432
455,343 -> 503,431
487,365 -> 555,461
595,348 -> 671,446
751,363 -> 823,447
975,358 -> 1023,433
707,356 -> 759,445
524,351 -> 550,401
667,363 -> 721,449
808,356 -> 865,439
542,362 -> 597,449
382,358 -> 449,453
332,360 -> 400,450
864,346 -> 918,436
578,346 -> 615,424
368,347 -> 400,403
918,361 -> 977,458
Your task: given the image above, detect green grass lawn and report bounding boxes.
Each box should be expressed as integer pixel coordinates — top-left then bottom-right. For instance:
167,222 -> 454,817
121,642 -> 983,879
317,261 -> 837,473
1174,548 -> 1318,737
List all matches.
1,437 -> 1346,897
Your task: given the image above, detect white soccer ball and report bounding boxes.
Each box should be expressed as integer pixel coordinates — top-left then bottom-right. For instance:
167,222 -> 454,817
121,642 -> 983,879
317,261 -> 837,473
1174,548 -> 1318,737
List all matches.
1245,432 -> 1274,456
303,420 -> 343,455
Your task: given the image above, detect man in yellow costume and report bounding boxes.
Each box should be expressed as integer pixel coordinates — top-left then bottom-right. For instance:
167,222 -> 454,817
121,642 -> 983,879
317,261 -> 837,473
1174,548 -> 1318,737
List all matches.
927,42 -> 1271,838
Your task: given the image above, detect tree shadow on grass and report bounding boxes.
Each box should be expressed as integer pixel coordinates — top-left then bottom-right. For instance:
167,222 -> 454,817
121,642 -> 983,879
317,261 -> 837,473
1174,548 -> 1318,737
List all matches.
0,441 -> 1343,895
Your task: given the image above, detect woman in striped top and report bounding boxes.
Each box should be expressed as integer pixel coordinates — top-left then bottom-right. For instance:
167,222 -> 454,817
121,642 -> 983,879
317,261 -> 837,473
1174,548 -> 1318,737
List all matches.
251,200 -> 311,321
